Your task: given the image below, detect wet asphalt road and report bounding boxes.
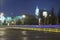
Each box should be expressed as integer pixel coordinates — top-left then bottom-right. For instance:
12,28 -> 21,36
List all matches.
0,28 -> 60,40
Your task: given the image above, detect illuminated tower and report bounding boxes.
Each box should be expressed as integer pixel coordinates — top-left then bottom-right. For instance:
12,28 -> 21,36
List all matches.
35,6 -> 39,18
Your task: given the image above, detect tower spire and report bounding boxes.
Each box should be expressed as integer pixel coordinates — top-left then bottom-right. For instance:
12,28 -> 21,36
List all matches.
35,6 -> 39,16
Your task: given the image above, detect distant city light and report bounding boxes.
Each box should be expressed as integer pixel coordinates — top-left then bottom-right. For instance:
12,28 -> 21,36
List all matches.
6,17 -> 12,21
35,6 -> 39,16
17,16 -> 22,19
0,12 -> 4,17
43,11 -> 48,17
0,12 -> 6,23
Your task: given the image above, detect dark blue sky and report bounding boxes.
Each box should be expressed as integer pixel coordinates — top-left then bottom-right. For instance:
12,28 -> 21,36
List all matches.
0,0 -> 60,16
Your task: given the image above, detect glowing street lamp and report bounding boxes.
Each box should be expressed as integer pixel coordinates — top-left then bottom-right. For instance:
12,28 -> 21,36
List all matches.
21,15 -> 26,24
43,11 -> 48,18
43,11 -> 48,25
22,15 -> 26,18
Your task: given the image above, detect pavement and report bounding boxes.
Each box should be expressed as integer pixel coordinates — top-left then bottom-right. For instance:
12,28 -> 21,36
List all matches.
0,28 -> 60,40
0,25 -> 60,40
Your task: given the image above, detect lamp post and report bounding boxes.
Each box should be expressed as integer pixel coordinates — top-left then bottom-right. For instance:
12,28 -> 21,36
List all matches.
43,11 -> 48,25
38,18 -> 41,25
21,15 -> 26,25
57,17 -> 59,24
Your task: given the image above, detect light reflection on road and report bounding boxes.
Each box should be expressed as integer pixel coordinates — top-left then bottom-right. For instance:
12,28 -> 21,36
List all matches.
0,31 -> 5,36
0,28 -> 60,40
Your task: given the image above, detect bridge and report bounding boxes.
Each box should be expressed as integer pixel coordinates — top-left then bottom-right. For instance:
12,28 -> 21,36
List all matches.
0,25 -> 60,32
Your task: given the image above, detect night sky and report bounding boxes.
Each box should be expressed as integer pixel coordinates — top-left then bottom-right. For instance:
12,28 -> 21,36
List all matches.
0,0 -> 60,17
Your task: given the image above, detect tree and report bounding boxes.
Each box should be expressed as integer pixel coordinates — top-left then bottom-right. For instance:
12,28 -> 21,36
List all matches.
58,9 -> 60,24
15,13 -> 38,25
24,14 -> 38,25
48,8 -> 56,25
16,19 -> 22,25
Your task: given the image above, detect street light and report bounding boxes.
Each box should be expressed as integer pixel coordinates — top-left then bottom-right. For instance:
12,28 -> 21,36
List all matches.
43,11 -> 48,18
43,11 -> 48,25
22,15 -> 26,18
21,15 -> 26,25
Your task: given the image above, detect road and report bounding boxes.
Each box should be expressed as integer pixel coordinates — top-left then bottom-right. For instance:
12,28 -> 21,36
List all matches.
0,28 -> 60,40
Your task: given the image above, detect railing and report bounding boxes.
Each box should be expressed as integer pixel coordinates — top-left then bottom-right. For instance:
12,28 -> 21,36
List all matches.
0,25 -> 60,28
0,25 -> 60,32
